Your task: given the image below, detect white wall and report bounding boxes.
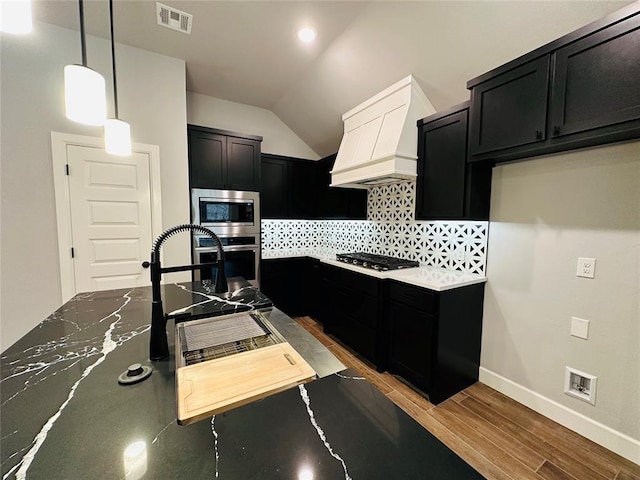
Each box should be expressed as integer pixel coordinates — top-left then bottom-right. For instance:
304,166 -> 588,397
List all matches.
481,142 -> 640,457
187,92 -> 319,159
1,22 -> 190,351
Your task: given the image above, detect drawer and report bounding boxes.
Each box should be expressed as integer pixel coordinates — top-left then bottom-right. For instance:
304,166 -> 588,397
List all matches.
389,281 -> 436,314
324,265 -> 379,297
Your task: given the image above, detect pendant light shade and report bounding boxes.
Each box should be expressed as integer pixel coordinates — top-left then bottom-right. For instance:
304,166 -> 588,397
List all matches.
105,118 -> 131,156
0,0 -> 33,34
64,64 -> 107,126
64,0 -> 107,126
104,0 -> 132,156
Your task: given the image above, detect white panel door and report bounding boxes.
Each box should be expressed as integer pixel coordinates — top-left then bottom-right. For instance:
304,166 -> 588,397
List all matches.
67,145 -> 153,293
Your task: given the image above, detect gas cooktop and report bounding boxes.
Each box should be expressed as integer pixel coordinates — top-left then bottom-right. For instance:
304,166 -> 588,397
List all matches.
335,252 -> 419,271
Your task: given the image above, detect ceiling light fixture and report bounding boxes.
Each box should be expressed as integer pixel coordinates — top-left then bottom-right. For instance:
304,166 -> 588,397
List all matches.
104,0 -> 131,156
0,0 -> 32,34
64,0 -> 107,126
297,27 -> 316,43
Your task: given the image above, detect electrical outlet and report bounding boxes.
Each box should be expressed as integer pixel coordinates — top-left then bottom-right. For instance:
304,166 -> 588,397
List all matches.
577,257 -> 596,278
454,246 -> 466,262
571,317 -> 589,339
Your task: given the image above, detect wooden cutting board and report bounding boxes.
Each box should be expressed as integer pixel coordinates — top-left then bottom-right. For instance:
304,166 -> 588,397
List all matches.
176,342 -> 316,425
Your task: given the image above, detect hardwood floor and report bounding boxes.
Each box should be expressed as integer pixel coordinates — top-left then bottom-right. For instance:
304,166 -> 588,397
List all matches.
294,316 -> 640,480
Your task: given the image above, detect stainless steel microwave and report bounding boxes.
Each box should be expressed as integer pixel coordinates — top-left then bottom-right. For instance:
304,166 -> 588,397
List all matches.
191,188 -> 260,235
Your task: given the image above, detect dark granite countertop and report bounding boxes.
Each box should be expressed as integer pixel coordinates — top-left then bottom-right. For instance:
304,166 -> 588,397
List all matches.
1,282 -> 483,479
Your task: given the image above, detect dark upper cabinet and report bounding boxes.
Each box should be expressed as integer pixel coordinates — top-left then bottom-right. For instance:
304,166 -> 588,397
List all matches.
188,125 -> 262,191
288,160 -> 317,219
261,156 -> 289,218
260,154 -> 317,219
226,137 -> 261,191
316,155 -> 367,220
416,103 -> 492,221
260,153 -> 367,220
188,130 -> 226,189
469,56 -> 549,156
549,14 -> 640,139
467,4 -> 640,163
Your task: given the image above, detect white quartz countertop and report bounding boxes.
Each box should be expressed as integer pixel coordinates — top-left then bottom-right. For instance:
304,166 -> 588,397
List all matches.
262,249 -> 487,292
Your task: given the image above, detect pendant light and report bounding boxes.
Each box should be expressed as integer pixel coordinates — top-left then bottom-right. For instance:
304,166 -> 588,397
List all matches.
104,0 -> 131,156
0,0 -> 33,34
64,0 -> 107,126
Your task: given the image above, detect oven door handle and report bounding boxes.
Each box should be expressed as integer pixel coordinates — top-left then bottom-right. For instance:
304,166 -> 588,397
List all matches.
194,245 -> 259,253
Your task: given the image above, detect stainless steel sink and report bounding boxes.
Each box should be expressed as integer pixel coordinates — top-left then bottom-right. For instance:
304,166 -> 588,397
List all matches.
175,310 -> 286,368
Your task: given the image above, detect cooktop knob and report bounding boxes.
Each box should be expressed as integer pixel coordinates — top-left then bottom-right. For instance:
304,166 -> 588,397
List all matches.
363,262 -> 368,267
352,260 -> 358,264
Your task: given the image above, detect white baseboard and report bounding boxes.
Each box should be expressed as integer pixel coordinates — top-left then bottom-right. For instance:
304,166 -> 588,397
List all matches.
479,367 -> 640,466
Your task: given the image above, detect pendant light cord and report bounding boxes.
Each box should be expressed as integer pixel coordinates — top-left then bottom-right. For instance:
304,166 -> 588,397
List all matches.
109,0 -> 119,118
78,0 -> 87,66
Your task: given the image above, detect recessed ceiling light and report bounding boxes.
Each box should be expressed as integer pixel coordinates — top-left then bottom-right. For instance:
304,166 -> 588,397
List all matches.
297,27 -> 317,43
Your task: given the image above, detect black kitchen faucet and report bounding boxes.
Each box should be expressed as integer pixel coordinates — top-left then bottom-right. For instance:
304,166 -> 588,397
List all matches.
143,224 -> 228,361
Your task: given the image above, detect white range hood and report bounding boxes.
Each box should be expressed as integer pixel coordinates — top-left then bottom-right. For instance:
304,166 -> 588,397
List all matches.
331,75 -> 436,189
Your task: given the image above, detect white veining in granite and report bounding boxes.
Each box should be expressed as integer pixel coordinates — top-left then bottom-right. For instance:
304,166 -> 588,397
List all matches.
298,384 -> 352,480
335,372 -> 366,381
151,420 -> 174,445
3,291 -> 150,480
168,283 -> 257,316
211,416 -> 220,478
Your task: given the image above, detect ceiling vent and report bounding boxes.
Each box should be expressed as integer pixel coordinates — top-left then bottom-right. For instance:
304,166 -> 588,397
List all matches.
156,3 -> 192,34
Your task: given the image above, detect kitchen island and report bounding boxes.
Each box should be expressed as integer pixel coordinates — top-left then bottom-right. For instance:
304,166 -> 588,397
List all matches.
1,282 -> 483,479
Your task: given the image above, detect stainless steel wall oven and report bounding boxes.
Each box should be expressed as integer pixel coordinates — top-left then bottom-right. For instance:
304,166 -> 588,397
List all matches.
191,189 -> 260,286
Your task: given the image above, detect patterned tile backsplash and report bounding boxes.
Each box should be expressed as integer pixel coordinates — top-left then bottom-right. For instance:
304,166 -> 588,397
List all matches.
262,181 -> 488,275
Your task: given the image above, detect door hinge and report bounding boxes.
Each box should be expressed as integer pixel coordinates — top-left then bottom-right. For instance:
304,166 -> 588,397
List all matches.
65,164 -> 70,176
71,247 -> 75,258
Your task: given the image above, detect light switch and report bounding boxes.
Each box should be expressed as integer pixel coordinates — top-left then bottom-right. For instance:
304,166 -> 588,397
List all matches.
571,317 -> 590,339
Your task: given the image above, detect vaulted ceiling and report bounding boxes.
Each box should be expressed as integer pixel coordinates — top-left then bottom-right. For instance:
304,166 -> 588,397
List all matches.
33,0 -> 632,157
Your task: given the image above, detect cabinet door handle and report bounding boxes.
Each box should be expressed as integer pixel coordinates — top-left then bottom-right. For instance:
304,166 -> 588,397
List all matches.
535,130 -> 543,140
553,126 -> 561,137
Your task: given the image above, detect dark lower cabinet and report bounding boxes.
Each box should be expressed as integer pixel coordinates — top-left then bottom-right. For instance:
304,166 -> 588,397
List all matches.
306,259 -> 324,320
260,258 -> 311,317
260,257 -> 485,403
320,265 -> 383,368
387,298 -> 436,390
384,281 -> 485,404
